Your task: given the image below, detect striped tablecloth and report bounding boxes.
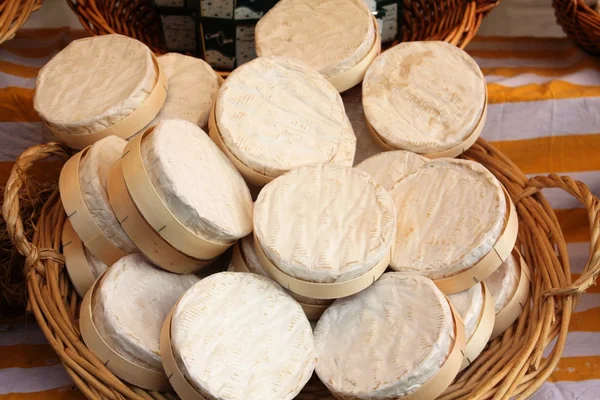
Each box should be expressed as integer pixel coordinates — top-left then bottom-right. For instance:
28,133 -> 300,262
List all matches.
0,30 -> 598,399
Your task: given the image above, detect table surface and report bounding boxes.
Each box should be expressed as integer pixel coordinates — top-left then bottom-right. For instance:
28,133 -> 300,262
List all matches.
1,9 -> 600,400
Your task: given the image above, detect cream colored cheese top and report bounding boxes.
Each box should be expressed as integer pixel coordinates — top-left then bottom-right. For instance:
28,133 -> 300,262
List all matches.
254,164 -> 396,283
363,41 -> 485,153
357,150 -> 428,190
485,253 -> 520,313
448,283 -> 484,341
216,56 -> 355,178
171,272 -> 315,400
141,119 -> 253,243
92,254 -> 199,369
389,159 -> 506,279
35,34 -> 157,136
151,53 -> 220,128
315,273 -> 454,399
79,136 -> 136,253
255,0 -> 376,78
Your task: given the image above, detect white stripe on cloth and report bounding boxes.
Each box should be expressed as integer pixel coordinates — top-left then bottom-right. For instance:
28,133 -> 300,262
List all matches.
567,242 -> 594,275
0,50 -> 58,68
0,324 -> 48,346
467,39 -> 573,53
543,332 -> 600,358
486,69 -> 600,86
0,72 -> 37,90
0,122 -> 53,162
531,380 -> 600,400
0,365 -> 73,394
575,294 -> 600,313
481,98 -> 600,142
528,171 -> 600,210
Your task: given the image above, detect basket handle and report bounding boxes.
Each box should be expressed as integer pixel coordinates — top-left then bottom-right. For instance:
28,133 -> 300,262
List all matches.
527,173 -> 600,296
2,142 -> 70,273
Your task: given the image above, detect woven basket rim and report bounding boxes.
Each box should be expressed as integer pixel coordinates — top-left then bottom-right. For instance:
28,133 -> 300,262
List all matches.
553,0 -> 600,54
0,0 -> 43,46
3,137 -> 599,400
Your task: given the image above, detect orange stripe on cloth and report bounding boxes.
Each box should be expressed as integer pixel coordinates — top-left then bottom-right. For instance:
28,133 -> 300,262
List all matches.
480,60 -> 600,78
0,344 -> 61,369
0,387 -> 85,400
0,87 -> 39,122
556,209 -> 592,244
470,36 -> 572,44
487,81 -> 600,104
0,61 -> 40,79
549,355 -> 600,382
571,274 -> 599,293
489,134 -> 600,175
1,46 -> 59,59
568,307 -> 600,332
0,161 -> 63,186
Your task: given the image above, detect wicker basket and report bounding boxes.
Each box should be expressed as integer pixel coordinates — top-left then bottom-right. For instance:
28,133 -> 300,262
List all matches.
66,0 -> 501,57
553,0 -> 600,54
0,0 -> 43,45
3,138 -> 599,399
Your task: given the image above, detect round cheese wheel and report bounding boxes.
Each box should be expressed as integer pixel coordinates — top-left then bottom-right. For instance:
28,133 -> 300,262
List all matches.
485,253 -> 520,313
83,247 -> 108,278
141,119 -> 253,244
315,272 -> 455,399
363,41 -> 486,153
79,136 -> 136,253
342,86 -> 381,165
256,0 -> 376,79
171,272 -> 315,400
254,164 -> 396,283
93,253 -> 199,369
34,34 -> 157,136
356,150 -> 428,190
389,159 -> 506,279
448,283 -> 484,341
215,56 -> 355,178
151,53 -> 221,128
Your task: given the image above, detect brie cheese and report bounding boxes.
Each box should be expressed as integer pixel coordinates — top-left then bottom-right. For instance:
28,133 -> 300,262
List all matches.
343,85 -> 381,165
448,283 -> 484,341
363,41 -> 485,153
84,247 -> 108,278
254,164 -> 396,283
356,150 -> 428,190
485,253 -> 520,313
35,34 -> 157,136
141,119 -> 253,243
171,272 -> 315,400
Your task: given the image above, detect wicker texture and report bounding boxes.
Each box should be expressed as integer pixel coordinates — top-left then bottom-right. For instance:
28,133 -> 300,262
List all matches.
66,0 -> 501,56
553,0 -> 600,54
3,138 -> 599,399
0,0 -> 43,45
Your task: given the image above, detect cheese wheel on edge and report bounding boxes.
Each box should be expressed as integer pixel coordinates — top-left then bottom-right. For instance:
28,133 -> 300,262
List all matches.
171,272 -> 315,400
485,252 -> 520,313
315,272 -> 456,399
448,283 -> 484,341
34,34 -> 157,136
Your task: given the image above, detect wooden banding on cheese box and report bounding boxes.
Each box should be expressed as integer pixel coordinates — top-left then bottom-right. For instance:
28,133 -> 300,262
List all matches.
434,187 -> 519,295
460,282 -> 496,371
59,147 -> 128,266
80,276 -> 171,392
47,54 -> 168,150
491,249 -> 531,339
230,241 -> 332,320
61,220 -> 99,297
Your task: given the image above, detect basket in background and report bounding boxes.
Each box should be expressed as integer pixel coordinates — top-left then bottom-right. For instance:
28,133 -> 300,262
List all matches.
0,0 -> 43,45
553,0 -> 600,54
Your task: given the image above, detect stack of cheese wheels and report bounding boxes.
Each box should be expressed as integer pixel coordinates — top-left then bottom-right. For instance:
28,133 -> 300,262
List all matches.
209,56 -> 356,188
34,34 -> 167,149
255,0 -> 381,93
80,254 -> 199,390
448,283 -> 495,370
253,163 -> 396,300
363,41 -> 487,158
149,53 -> 222,129
229,236 -> 334,319
486,250 -> 531,339
59,136 -> 136,294
107,118 -> 253,274
315,273 -> 465,399
356,149 -> 428,190
160,272 -> 315,400
389,159 -> 519,295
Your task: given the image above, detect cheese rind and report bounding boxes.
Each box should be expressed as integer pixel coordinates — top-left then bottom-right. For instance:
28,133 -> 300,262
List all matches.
485,253 -> 520,313
356,150 -> 428,190
254,164 -> 396,283
141,119 -> 253,243
83,247 -> 108,278
363,41 -> 485,153
79,136 -> 136,253
255,0 -> 376,78
389,159 -> 506,279
171,272 -> 315,400
314,272 -> 454,399
216,56 -> 355,178
34,34 -> 157,136
93,253 -> 199,369
343,86 -> 381,165
448,283 -> 484,341
152,53 -> 220,128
